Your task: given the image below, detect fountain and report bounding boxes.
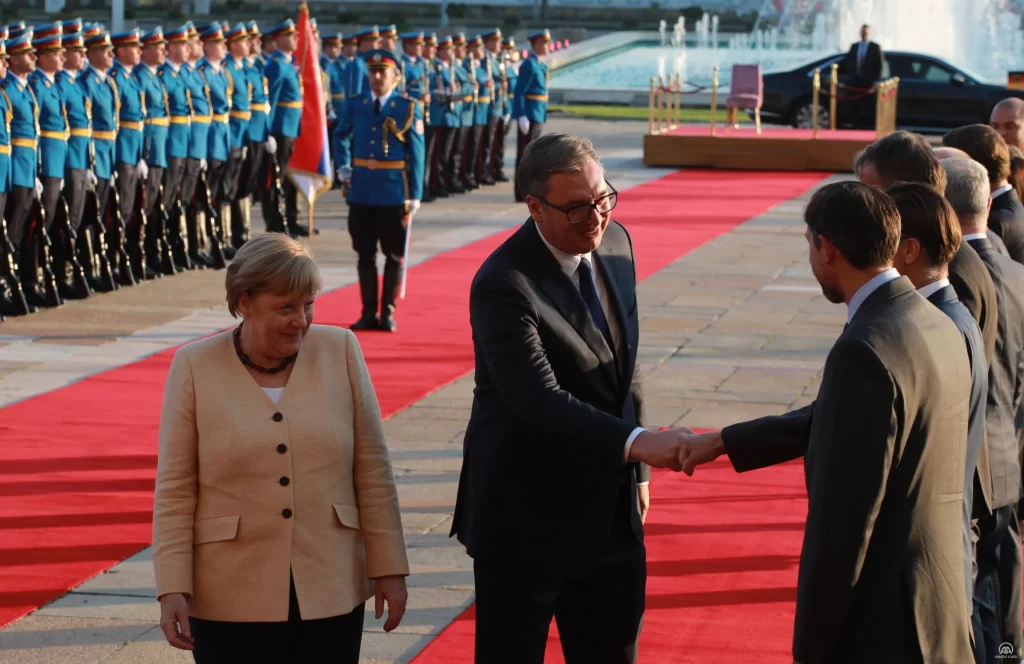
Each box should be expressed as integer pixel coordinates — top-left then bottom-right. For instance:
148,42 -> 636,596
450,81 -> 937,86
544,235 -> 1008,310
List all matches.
659,20 -> 667,48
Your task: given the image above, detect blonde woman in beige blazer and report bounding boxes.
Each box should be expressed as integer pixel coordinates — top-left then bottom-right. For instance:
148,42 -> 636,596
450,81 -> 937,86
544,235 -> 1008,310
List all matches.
153,234 -> 409,663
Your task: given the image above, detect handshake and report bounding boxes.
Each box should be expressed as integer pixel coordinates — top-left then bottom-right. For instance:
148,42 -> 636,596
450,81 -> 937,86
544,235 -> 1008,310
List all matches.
628,428 -> 727,475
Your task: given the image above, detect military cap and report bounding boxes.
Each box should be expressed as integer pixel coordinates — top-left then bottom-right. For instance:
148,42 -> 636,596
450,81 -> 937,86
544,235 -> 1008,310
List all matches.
185,21 -> 199,39
84,26 -> 113,50
226,23 -> 249,42
268,19 -> 296,38
322,33 -> 341,46
365,48 -> 399,69
502,37 -> 515,49
451,32 -> 466,46
400,31 -> 424,44
166,25 -> 189,43
62,18 -> 84,35
110,28 -> 142,48
246,21 -> 261,37
467,35 -> 482,48
0,28 -> 8,41
341,34 -> 358,46
62,31 -> 86,51
32,22 -> 62,41
437,35 -> 453,49
354,26 -> 379,41
424,33 -> 438,47
199,23 -> 225,42
141,27 -> 167,47
7,32 -> 35,55
0,40 -> 7,59
379,24 -> 397,38
528,29 -> 552,43
6,21 -> 26,40
482,29 -> 502,41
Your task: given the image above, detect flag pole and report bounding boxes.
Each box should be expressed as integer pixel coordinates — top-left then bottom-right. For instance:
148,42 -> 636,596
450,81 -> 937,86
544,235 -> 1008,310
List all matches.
308,199 -> 315,236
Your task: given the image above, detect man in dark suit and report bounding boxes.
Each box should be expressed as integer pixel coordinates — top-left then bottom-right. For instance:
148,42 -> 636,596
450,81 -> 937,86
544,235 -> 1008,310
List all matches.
676,182 -> 973,664
943,124 -> 1024,264
943,157 -> 1024,660
452,134 -> 688,664
887,182 -> 988,620
843,24 -> 884,129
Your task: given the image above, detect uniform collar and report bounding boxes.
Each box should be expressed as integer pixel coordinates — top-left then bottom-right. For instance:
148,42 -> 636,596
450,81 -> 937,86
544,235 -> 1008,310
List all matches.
371,89 -> 394,107
37,69 -> 55,83
144,63 -> 158,76
61,68 -> 78,81
9,71 -> 28,88
167,60 -> 182,73
275,50 -> 292,63
232,56 -> 245,68
89,65 -> 107,81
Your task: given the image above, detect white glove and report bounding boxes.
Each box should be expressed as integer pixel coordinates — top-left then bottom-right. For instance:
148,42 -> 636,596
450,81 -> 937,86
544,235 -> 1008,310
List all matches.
337,166 -> 351,183
200,159 -> 208,172
137,161 -> 149,180
503,114 -> 511,123
407,199 -> 421,216
518,116 -> 530,134
240,146 -> 248,161
265,136 -> 278,155
327,108 -> 337,121
59,178 -> 65,191
34,178 -> 43,200
87,171 -> 98,188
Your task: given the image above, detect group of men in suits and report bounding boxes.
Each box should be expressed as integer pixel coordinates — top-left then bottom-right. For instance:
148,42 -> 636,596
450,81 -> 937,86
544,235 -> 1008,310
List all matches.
0,17 -> 313,321
450,127 -> 1024,663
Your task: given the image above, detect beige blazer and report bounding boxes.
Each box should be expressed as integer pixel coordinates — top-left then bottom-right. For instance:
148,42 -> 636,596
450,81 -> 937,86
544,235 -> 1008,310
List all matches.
152,325 -> 409,622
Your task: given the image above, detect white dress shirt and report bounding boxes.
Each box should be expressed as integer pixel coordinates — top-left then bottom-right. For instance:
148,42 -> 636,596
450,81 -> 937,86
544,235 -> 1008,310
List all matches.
991,184 -> 1013,200
38,69 -> 55,84
847,268 -> 901,323
88,65 -> 107,82
963,232 -> 988,242
371,89 -> 394,109
535,224 -> 647,472
917,277 -> 951,300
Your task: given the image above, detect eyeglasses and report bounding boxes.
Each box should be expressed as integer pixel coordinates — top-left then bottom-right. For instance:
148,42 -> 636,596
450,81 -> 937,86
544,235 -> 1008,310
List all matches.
535,181 -> 618,225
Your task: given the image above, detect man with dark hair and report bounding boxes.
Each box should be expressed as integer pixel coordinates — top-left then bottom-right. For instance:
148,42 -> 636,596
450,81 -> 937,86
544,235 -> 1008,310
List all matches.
854,130 -> 947,193
943,156 -> 1024,661
944,124 -> 1024,264
454,133 -> 691,664
676,181 -> 974,664
887,182 -> 987,621
842,24 -> 884,129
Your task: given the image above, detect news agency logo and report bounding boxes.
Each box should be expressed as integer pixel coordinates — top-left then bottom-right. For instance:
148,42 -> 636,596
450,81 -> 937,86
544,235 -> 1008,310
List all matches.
996,642 -> 1018,659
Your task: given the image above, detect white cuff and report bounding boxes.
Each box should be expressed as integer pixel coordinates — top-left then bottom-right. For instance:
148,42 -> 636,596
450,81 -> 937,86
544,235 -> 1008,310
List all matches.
623,427 -> 646,464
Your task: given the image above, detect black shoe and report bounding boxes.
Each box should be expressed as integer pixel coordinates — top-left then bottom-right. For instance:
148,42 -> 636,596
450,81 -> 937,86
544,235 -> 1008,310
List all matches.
423,193 -> 436,203
287,222 -> 310,238
436,189 -> 449,198
223,245 -> 237,260
480,177 -> 496,186
57,281 -> 89,301
495,173 -> 509,183
350,315 -> 379,330
450,184 -> 465,194
379,315 -> 397,332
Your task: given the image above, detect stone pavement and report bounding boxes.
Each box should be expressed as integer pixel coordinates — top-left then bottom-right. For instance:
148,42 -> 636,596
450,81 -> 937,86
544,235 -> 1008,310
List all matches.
0,118 -> 845,663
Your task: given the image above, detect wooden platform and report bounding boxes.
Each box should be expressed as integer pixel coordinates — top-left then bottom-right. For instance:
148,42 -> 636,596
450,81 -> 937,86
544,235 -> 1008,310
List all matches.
643,126 -> 879,172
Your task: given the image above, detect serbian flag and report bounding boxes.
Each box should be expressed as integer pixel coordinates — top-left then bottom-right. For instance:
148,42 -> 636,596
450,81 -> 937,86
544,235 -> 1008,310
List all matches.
286,2 -> 332,207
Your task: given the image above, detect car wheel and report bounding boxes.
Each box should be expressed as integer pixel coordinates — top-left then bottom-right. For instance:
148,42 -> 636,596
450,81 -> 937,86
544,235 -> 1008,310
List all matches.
791,100 -> 830,130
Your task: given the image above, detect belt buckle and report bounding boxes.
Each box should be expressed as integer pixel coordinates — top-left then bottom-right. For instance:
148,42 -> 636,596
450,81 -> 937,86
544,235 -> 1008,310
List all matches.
367,158 -> 377,171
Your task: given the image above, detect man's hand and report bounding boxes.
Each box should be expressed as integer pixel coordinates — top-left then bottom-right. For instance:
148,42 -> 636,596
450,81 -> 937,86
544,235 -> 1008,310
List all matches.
679,430 -> 727,476
87,171 -> 98,188
518,116 -> 530,134
637,483 -> 650,524
373,575 -> 408,632
628,428 -> 693,471
137,161 -> 149,181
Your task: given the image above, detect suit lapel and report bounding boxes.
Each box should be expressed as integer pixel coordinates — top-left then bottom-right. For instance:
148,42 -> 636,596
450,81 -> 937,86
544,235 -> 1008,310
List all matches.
927,285 -> 959,307
594,249 -> 631,382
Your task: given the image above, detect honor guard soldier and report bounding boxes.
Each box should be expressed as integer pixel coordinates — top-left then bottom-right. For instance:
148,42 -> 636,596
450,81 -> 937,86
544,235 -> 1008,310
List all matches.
0,36 -> 27,317
159,25 -> 195,269
196,24 -> 234,256
420,32 -> 438,202
400,32 -> 427,104
483,29 -> 509,183
500,37 -> 518,183
320,25 -> 341,74
427,35 -> 458,200
136,27 -> 176,277
110,28 -> 152,281
55,27 -> 95,300
3,31 -> 46,311
237,21 -> 271,242
180,21 -> 217,267
264,19 -> 306,237
80,25 -> 121,289
465,35 -> 494,187
222,23 -> 253,250
248,21 -> 266,71
342,32 -> 358,61
334,49 -> 425,333
380,25 -> 398,54
448,33 -> 471,193
348,26 -> 379,100
29,23 -> 69,302
513,29 -> 551,201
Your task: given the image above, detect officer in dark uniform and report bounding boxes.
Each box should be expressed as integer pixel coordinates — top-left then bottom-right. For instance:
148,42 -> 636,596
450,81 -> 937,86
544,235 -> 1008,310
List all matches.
513,29 -> 551,202
109,28 -> 151,281
334,49 -> 425,333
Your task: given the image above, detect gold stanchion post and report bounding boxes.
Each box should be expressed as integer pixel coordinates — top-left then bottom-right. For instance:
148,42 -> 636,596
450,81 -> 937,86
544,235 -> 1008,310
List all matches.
811,68 -> 821,139
829,63 -> 838,131
673,73 -> 681,129
710,66 -> 719,136
661,76 -> 670,132
649,78 -> 656,135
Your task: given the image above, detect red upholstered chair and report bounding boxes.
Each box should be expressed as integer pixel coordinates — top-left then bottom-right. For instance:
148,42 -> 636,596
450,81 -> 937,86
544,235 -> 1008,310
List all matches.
726,64 -> 763,134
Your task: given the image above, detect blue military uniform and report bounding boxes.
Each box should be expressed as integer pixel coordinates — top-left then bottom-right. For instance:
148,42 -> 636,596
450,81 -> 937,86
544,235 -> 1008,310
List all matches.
222,23 -> 255,249
449,37 -> 473,191
346,26 -> 378,100
400,32 -> 428,102
0,35 -> 31,317
513,29 -> 552,201
482,29 -> 509,183
194,23 -> 234,257
239,21 -> 270,237
426,43 -> 459,198
261,19 -> 304,235
196,57 -> 230,165
334,49 -> 424,331
157,27 -> 195,271
465,36 -> 493,186
134,37 -> 169,171
59,68 -> 91,173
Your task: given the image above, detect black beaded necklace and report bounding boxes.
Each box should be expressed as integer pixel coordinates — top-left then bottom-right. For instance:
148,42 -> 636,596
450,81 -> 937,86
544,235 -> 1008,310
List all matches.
233,324 -> 298,375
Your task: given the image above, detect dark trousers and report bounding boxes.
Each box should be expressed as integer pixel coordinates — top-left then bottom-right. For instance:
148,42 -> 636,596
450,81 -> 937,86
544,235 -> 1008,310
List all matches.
143,166 -> 164,220
239,141 -> 265,201
515,121 -> 544,200
116,162 -> 141,226
179,157 -> 202,207
467,124 -> 485,184
7,185 -> 34,247
492,116 -> 509,178
164,157 -> 187,208
424,125 -> 438,196
973,505 -> 1023,663
434,126 -> 457,193
189,576 -> 364,664
64,168 -> 89,232
474,548 -> 645,664
480,117 -> 498,180
220,147 -> 245,206
450,125 -> 469,185
263,134 -> 298,225
348,203 -> 406,318
41,176 -> 62,233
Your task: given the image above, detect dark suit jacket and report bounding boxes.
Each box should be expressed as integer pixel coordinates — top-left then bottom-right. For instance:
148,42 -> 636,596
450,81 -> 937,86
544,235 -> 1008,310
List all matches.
721,276 -> 972,664
452,219 -> 648,567
968,236 -> 1024,507
927,284 -> 987,612
949,240 -> 999,514
989,188 -> 1024,264
844,40 -> 884,82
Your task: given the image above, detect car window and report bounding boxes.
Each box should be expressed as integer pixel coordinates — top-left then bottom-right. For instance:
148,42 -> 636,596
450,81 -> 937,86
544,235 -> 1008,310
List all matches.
890,56 -> 952,82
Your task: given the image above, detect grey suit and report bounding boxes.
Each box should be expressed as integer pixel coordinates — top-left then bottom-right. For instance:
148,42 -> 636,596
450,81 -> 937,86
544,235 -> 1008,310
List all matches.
722,276 -> 973,664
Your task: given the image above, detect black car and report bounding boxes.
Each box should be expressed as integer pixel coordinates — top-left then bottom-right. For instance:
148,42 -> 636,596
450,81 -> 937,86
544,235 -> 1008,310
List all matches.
754,50 -> 1024,133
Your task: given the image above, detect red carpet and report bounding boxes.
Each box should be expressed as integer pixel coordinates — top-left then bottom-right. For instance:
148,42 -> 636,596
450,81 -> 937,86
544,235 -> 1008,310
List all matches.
0,168 -> 826,630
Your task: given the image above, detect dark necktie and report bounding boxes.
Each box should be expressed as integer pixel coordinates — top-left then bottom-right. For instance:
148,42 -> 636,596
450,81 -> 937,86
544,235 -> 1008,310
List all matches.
374,97 -> 381,114
577,257 -> 614,352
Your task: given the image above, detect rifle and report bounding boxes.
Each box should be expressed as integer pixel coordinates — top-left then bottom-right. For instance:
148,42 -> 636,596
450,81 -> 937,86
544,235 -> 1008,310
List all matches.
400,211 -> 412,299
197,169 -> 226,269
28,197 -> 62,308
129,175 -> 149,282
53,196 -> 91,299
0,213 -> 31,315
81,188 -> 118,292
104,183 -> 136,286
156,187 -> 178,276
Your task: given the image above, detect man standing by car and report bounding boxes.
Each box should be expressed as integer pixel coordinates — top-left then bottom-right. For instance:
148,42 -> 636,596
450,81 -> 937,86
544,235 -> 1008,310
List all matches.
843,24 -> 884,129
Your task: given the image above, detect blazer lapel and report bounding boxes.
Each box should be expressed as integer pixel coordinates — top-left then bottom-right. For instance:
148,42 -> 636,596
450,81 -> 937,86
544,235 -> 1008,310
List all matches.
594,249 -> 631,383
927,284 -> 959,307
